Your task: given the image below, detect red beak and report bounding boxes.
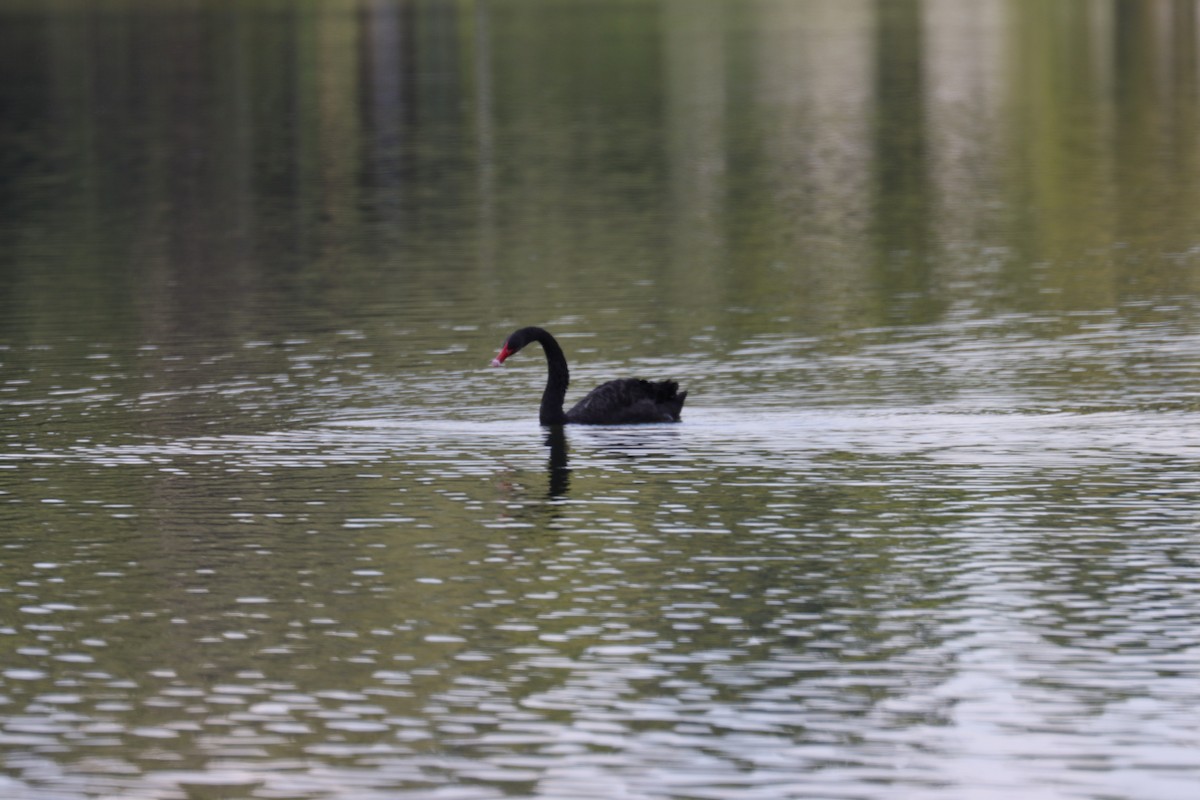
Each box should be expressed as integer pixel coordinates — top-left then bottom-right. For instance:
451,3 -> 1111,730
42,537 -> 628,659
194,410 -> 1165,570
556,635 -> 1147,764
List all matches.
490,343 -> 513,367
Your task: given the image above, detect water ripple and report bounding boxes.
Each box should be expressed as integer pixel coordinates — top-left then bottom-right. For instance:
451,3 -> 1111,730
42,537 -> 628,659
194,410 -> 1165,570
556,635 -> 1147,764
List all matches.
4,344 -> 1200,799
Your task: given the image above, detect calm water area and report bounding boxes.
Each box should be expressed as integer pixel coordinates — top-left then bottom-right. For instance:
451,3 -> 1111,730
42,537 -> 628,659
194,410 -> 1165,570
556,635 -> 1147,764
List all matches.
3,1 -> 1200,798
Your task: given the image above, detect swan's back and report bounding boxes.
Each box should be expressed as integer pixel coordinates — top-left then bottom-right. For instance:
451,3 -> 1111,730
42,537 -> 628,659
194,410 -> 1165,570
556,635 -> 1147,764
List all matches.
566,379 -> 687,425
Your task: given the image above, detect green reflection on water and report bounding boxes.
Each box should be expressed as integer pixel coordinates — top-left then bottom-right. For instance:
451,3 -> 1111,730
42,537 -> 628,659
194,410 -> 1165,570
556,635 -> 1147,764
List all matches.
2,0 -> 1198,352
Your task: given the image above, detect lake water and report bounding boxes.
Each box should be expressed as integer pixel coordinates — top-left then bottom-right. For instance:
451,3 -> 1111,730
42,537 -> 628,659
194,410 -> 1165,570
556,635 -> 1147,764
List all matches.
3,2 -> 1200,799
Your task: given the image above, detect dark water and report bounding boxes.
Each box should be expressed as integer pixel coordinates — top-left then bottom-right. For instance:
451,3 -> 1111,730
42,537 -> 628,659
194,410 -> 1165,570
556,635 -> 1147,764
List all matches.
3,2 -> 1200,798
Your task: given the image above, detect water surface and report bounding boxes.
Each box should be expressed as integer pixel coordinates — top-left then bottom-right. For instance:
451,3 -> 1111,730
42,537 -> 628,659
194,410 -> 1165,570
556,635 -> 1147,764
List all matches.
3,2 -> 1200,799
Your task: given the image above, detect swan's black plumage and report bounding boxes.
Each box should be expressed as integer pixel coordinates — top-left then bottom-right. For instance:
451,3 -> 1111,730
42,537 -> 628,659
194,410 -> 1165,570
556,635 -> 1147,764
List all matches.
491,326 -> 687,426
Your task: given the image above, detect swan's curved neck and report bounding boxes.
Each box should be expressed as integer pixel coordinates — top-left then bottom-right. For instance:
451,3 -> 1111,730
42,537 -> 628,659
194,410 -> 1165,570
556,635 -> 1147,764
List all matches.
534,330 -> 570,426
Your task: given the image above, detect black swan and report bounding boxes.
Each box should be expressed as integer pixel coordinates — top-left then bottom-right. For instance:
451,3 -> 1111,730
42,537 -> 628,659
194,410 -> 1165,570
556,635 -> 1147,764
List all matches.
490,326 -> 687,425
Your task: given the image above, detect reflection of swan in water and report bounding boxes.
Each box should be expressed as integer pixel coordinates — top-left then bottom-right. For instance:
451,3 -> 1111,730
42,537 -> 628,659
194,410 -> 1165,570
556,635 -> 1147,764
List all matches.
545,427 -> 570,499
570,424 -> 684,463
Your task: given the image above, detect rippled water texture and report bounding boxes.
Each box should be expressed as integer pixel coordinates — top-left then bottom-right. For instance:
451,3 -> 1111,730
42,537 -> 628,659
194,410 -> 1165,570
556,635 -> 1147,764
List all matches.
3,2 -> 1200,799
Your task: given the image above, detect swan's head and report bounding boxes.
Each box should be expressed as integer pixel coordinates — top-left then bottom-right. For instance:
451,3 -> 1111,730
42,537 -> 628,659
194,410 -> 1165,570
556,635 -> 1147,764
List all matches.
490,327 -> 544,367
490,333 -> 522,367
